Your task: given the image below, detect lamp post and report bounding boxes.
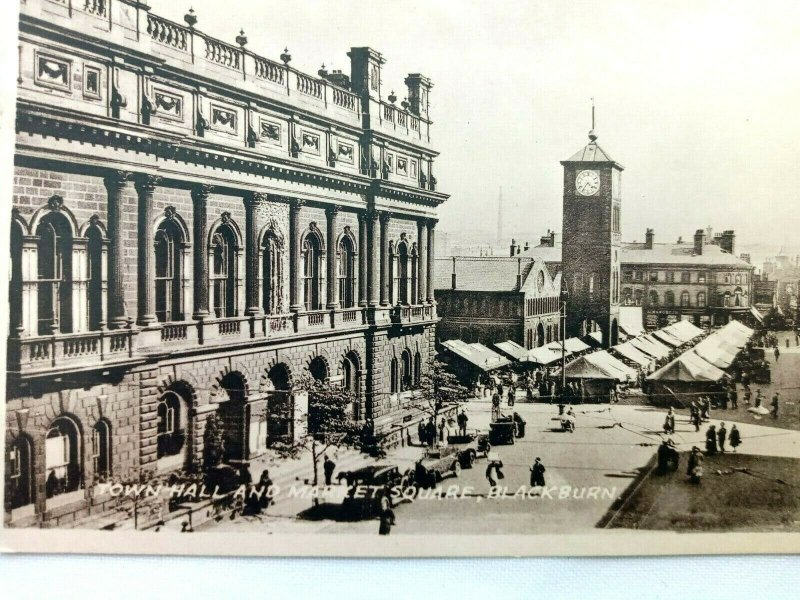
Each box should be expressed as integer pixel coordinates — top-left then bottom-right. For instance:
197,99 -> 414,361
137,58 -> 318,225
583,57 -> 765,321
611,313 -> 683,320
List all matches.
560,285 -> 569,409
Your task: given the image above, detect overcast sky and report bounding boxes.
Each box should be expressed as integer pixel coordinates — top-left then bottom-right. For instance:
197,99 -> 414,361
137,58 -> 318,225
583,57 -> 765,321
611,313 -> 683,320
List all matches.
152,0 -> 800,249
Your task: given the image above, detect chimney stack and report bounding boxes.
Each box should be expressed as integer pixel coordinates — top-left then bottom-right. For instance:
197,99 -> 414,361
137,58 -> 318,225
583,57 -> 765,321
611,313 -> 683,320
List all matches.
524,241 -> 530,251
405,73 -> 433,120
740,253 -> 751,265
451,257 -> 457,289
509,238 -> 517,257
325,69 -> 351,90
516,258 -> 522,289
694,229 -> 705,255
720,230 -> 735,255
645,228 -> 654,249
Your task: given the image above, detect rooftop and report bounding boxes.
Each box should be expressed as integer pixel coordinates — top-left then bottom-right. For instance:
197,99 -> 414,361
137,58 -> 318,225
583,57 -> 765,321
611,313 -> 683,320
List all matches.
434,257 -> 535,292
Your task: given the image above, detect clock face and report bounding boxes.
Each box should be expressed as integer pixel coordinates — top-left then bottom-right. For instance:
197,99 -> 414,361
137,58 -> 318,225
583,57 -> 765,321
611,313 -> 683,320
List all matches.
537,270 -> 545,293
576,170 -> 600,196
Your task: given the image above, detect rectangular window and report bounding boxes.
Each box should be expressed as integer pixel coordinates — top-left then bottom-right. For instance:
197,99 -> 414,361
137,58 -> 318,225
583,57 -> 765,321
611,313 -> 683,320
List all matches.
634,271 -> 643,281
649,272 -> 658,282
666,272 -> 675,283
83,65 -> 101,99
35,52 -> 72,92
623,271 -> 633,282
698,272 -> 706,283
681,271 -> 691,283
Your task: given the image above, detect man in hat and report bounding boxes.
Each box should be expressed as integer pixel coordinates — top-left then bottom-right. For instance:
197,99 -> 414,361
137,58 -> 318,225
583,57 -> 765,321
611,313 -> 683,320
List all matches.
530,457 -> 546,487
717,422 -> 727,453
771,392 -> 780,419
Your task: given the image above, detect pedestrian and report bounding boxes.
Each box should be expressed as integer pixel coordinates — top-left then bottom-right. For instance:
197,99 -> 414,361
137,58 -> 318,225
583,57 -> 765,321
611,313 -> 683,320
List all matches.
425,417 -> 436,448
754,389 -> 763,408
705,425 -> 717,455
771,392 -> 780,419
690,403 -> 700,432
238,462 -> 253,486
743,385 -> 751,406
507,385 -> 515,407
491,392 -> 501,420
497,382 -> 504,398
687,446 -> 704,484
717,422 -> 727,453
438,417 -> 446,442
657,439 -> 678,473
795,332 -> 799,346
530,457 -> 546,487
323,454 -> 336,486
378,507 -> 396,535
730,387 -> 738,410
457,410 -> 468,436
485,457 -> 504,488
417,420 -> 426,446
729,425 -> 742,452
786,339 -> 790,349
664,407 -> 676,434
774,346 -> 780,362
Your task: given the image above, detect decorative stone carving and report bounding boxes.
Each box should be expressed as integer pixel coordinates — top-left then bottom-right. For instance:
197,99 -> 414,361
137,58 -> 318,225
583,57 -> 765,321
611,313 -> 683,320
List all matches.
47,195 -> 65,211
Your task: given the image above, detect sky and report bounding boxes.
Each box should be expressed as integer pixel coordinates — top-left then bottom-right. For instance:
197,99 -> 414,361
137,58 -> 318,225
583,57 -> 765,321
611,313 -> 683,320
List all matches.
151,0 -> 800,250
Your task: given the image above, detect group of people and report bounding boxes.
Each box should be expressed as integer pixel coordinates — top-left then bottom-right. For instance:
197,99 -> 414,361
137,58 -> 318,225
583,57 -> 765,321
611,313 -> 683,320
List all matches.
704,422 -> 742,454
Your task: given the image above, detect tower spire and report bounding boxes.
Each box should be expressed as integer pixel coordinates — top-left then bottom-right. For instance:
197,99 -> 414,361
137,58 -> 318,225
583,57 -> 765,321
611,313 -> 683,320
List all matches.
589,97 -> 597,142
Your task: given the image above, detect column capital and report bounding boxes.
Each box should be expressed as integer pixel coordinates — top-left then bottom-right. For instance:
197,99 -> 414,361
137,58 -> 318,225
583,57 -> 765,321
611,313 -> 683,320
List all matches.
190,183 -> 214,201
134,173 -> 161,194
244,191 -> 269,207
103,170 -> 131,191
325,204 -> 342,218
426,217 -> 439,229
379,210 -> 392,224
357,210 -> 368,224
288,197 -> 305,212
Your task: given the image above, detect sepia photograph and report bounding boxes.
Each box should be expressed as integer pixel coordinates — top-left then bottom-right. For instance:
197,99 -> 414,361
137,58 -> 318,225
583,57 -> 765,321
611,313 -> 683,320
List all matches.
1,0 -> 799,558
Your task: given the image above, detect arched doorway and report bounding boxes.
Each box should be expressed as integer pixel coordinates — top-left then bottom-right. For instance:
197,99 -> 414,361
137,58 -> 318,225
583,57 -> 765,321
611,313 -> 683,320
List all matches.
400,349 -> 413,391
267,363 -> 292,446
45,416 -> 82,499
8,435 -> 34,509
216,372 -> 248,463
342,351 -> 361,419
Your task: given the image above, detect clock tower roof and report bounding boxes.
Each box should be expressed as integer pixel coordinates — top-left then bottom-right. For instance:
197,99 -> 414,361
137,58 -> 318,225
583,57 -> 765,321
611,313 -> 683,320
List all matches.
561,132 -> 624,169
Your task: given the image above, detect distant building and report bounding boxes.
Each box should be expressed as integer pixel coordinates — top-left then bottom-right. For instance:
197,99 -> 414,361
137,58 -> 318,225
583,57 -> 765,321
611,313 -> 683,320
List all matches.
434,256 -> 561,348
752,274 -> 777,316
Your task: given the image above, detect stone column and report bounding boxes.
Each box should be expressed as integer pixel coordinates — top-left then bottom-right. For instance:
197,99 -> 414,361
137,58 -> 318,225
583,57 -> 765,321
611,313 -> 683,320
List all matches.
358,212 -> 368,306
417,219 -> 428,305
288,198 -> 304,312
244,192 -> 265,316
326,205 -> 340,309
104,171 -> 131,329
191,184 -> 213,320
367,209 -> 380,307
135,174 -> 160,326
379,211 -> 391,306
426,218 -> 437,303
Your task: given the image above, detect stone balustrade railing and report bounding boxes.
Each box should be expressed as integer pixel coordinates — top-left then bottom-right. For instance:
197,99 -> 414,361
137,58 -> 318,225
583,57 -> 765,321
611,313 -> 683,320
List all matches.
12,329 -> 137,374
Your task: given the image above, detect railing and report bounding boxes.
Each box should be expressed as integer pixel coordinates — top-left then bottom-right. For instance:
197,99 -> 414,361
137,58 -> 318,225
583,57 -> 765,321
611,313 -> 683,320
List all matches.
397,111 -> 408,127
218,320 -> 241,336
253,56 -> 285,85
383,104 -> 395,122
146,14 -> 189,52
306,311 -> 326,327
81,0 -> 107,17
161,324 -> 188,342
332,87 -> 358,112
296,72 -> 323,99
390,304 -> 432,324
204,37 -> 242,70
13,329 -> 137,374
341,309 -> 358,323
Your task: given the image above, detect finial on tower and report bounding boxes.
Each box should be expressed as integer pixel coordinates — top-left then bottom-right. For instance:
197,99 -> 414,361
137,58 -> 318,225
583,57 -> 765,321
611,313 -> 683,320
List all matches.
588,97 -> 597,142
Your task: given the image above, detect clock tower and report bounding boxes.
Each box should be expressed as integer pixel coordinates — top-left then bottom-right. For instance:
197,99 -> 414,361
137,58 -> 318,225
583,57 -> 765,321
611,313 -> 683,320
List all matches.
560,120 -> 623,347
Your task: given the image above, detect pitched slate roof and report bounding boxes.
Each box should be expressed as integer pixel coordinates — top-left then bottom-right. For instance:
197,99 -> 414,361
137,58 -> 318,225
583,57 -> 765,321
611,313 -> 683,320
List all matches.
622,241 -> 753,267
434,257 -> 535,292
564,140 -> 616,163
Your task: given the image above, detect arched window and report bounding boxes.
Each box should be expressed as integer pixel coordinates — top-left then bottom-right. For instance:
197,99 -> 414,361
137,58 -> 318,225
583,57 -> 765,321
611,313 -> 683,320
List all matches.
157,390 -> 187,464
309,357 -> 329,382
302,229 -> 323,311
87,224 -> 104,331
400,350 -> 412,391
45,417 -> 81,499
697,292 -> 706,307
537,323 -> 545,347
210,222 -> 239,318
262,229 -> 283,314
414,352 -> 422,386
588,273 -> 595,295
10,220 -> 23,335
155,219 -> 184,322
266,363 -> 292,445
735,274 -> 741,285
680,291 -> 690,307
648,290 -> 659,306
92,420 -> 111,479
572,273 -> 583,293
8,435 -> 34,509
338,235 -> 356,309
390,357 -> 399,394
665,291 -> 675,307
37,213 -> 73,334
734,286 -> 743,307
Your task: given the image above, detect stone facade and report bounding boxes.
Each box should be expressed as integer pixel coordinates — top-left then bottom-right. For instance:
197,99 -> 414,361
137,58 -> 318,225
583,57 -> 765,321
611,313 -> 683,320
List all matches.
6,0 -> 447,526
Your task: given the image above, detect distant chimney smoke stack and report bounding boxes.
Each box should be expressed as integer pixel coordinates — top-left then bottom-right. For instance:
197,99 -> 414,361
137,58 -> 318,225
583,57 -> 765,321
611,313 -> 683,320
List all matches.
645,228 -> 654,249
720,230 -> 735,255
694,229 -> 705,255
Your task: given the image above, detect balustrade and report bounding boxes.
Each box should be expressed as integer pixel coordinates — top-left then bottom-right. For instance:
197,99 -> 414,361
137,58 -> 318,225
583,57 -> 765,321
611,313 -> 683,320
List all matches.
306,311 -> 326,327
81,0 -> 107,16
146,14 -> 189,51
218,320 -> 241,336
296,72 -> 323,99
332,87 -> 358,112
253,56 -> 285,85
161,324 -> 188,342
204,37 -> 242,70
